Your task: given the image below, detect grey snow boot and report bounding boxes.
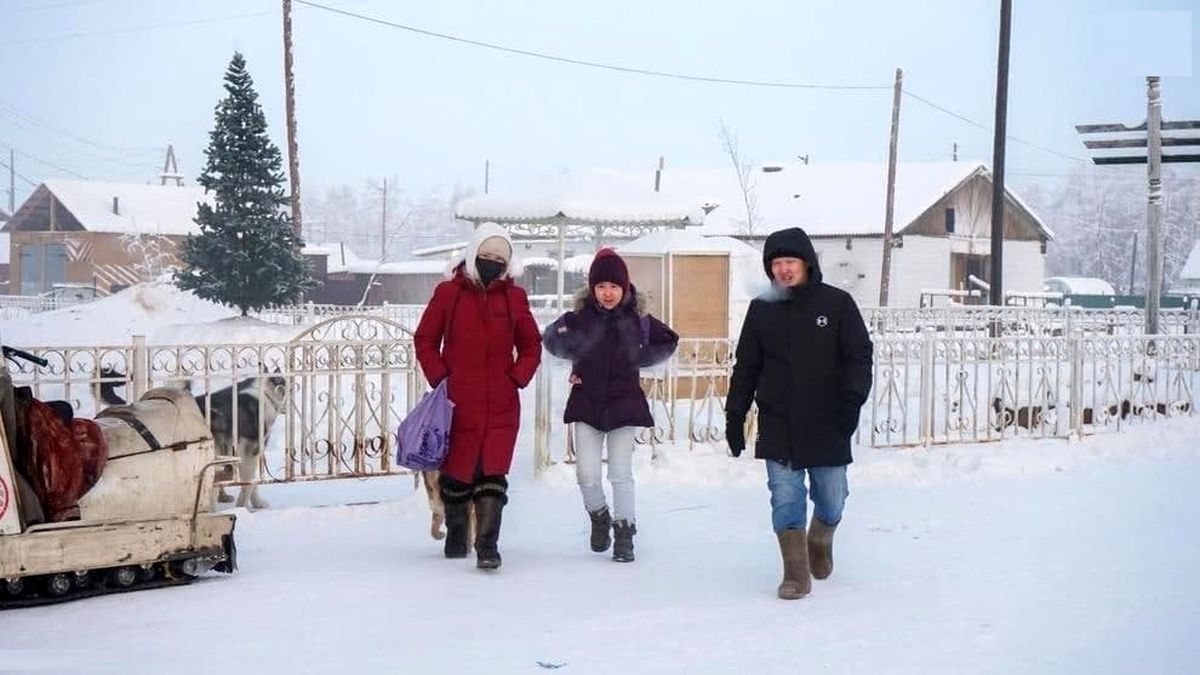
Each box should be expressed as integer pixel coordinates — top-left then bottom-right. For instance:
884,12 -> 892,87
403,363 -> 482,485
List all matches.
776,529 -> 811,600
612,520 -> 636,563
808,517 -> 838,580
589,507 -> 613,552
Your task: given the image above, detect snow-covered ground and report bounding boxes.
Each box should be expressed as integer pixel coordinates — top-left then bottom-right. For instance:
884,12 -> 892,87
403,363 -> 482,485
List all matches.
2,417 -> 1198,674
3,283 -> 1199,673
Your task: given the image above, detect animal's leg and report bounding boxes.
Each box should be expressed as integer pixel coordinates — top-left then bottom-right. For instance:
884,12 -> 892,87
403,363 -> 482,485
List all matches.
424,472 -> 447,540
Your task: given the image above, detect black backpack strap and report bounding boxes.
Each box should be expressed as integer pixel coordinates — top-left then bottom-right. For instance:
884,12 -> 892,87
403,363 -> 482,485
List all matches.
100,409 -> 163,451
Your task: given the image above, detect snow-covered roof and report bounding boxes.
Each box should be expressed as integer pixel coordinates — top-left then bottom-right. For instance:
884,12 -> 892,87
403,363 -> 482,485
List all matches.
619,227 -> 761,256
39,179 -> 211,236
522,256 -> 559,268
304,244 -> 446,276
562,254 -> 594,274
456,169 -> 706,225
1044,276 -> 1117,295
375,260 -> 446,276
1180,242 -> 1200,281
457,161 -> 1051,240
679,160 -> 1047,238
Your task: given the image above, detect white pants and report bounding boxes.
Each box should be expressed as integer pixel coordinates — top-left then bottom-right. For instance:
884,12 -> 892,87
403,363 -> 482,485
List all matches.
574,423 -> 636,523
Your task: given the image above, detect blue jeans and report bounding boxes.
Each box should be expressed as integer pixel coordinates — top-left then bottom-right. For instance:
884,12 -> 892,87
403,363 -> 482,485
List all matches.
765,461 -> 849,533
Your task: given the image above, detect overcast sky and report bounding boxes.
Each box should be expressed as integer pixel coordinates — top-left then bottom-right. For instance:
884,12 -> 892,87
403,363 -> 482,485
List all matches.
1,0 -> 1196,208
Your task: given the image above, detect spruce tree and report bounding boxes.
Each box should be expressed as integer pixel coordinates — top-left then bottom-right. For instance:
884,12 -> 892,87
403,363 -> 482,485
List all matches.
176,52 -> 313,315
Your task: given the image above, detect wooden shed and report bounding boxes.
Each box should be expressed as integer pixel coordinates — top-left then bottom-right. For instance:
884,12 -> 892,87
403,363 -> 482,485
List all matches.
619,229 -> 764,340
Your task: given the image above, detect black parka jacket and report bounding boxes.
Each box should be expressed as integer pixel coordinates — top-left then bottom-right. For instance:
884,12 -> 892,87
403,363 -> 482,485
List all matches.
726,228 -> 874,468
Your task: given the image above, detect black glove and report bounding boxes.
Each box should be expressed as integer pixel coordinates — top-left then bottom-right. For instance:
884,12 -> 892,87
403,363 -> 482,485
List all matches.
836,397 -> 863,437
726,417 -> 745,457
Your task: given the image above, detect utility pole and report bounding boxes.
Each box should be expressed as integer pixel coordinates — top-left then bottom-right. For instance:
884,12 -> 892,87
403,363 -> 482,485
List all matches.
654,156 -> 664,192
380,178 -> 389,261
1145,77 -> 1164,333
1128,230 -> 1139,295
1076,78 -> 1200,335
989,0 -> 1013,306
484,160 -> 490,194
282,0 -> 303,240
7,148 -> 13,214
879,67 -> 903,306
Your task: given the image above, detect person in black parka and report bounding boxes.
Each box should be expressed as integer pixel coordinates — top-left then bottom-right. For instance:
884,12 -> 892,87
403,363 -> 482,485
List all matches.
726,227 -> 873,599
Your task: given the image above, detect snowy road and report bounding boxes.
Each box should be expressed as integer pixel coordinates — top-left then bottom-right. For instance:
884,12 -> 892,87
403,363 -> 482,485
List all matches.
3,420 -> 1199,674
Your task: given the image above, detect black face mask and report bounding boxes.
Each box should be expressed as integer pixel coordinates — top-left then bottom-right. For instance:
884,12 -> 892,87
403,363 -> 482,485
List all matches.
476,257 -> 506,286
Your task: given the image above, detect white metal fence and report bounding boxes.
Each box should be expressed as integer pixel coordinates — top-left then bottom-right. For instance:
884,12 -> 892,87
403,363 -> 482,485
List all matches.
531,330 -> 1200,472
5,316 -> 424,487
0,294 -> 90,319
7,308 -> 1198,487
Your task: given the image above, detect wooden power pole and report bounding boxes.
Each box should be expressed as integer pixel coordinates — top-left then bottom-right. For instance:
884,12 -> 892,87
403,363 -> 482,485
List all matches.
380,178 -> 389,261
879,67 -> 903,306
1145,76 -> 1164,333
283,0 -> 303,240
989,0 -> 1013,307
7,148 -> 13,214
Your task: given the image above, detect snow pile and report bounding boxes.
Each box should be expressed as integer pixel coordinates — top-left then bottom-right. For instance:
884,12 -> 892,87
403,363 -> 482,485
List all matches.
534,415 -> 1200,490
152,315 -> 303,345
1,282 -> 240,347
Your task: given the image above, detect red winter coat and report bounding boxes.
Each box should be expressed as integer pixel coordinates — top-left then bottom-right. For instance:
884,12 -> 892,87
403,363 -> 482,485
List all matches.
413,269 -> 542,483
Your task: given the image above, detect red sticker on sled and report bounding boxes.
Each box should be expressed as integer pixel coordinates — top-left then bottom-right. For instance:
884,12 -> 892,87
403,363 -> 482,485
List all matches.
0,475 -> 9,521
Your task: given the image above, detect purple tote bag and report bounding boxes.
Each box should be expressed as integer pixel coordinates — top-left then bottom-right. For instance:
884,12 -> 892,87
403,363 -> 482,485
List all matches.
395,380 -> 455,471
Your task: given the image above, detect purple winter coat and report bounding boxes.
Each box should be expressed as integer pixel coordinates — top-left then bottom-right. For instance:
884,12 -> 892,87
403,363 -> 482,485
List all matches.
542,286 -> 679,432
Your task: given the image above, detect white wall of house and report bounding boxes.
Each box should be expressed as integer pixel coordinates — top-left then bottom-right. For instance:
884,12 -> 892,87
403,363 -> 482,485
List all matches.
811,237 -> 884,308
887,235 -> 951,307
1001,240 -> 1046,294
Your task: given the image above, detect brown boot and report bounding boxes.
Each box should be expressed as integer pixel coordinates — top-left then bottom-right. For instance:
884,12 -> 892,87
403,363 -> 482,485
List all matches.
776,529 -> 811,600
808,517 -> 838,580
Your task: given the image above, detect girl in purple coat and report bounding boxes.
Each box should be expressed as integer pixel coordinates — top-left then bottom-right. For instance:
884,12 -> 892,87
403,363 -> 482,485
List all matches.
542,248 -> 679,562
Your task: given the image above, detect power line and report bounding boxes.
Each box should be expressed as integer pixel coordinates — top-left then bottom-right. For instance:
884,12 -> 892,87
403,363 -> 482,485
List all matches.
0,0 -> 367,47
8,0 -> 111,13
0,141 -> 87,178
0,102 -> 161,156
297,0 -> 1095,170
902,90 -> 1087,164
0,8 -> 277,46
294,0 -> 892,91
0,160 -> 39,187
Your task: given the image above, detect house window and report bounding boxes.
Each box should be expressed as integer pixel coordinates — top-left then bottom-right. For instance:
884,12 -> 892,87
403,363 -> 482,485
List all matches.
945,208 -> 956,234
19,243 -> 68,295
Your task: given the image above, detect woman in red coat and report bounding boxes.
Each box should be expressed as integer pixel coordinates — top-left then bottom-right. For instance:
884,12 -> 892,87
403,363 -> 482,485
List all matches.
413,223 -> 542,569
